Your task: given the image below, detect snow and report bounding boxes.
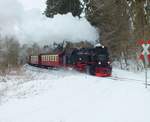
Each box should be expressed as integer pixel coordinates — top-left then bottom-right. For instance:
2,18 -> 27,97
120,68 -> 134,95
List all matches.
0,65 -> 150,122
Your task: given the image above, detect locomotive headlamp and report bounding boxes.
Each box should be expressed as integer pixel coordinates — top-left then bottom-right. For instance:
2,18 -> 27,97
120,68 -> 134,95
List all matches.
107,61 -> 111,64
98,61 -> 101,65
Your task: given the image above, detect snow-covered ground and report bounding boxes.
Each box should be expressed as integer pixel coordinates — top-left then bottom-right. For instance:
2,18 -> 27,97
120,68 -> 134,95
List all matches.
0,65 -> 150,122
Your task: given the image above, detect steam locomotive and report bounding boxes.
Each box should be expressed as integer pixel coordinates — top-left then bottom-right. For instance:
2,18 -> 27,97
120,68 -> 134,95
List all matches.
28,44 -> 112,77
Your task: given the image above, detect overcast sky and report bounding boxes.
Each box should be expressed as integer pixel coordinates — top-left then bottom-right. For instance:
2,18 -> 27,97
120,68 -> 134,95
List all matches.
18,0 -> 46,11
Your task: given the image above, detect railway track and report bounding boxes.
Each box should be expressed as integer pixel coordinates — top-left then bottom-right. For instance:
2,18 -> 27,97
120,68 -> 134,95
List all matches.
106,75 -> 150,86
25,65 -> 150,86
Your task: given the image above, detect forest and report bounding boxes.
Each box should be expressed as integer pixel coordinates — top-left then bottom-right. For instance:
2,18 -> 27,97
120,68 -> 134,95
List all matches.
0,0 -> 149,74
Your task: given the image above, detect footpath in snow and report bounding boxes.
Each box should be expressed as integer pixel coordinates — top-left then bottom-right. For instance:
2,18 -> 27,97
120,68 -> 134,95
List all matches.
0,65 -> 150,122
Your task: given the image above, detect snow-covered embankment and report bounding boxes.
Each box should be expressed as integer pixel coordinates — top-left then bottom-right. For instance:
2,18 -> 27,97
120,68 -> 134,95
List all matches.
0,65 -> 150,122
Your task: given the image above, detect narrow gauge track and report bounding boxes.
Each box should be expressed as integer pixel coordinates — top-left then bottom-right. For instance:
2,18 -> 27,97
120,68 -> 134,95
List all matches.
25,65 -> 150,86
106,75 -> 150,86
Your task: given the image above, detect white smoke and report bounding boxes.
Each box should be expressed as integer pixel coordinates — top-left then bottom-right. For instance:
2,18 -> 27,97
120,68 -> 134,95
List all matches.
0,0 -> 99,45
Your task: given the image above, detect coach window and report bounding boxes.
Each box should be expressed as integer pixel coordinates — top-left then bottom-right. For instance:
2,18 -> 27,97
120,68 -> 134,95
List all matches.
55,56 -> 57,61
55,56 -> 56,61
52,55 -> 54,61
47,56 -> 49,61
52,56 -> 54,61
54,56 -> 56,61
54,56 -> 55,61
50,56 -> 51,61
48,56 -> 50,61
46,56 -> 48,61
53,56 -> 54,61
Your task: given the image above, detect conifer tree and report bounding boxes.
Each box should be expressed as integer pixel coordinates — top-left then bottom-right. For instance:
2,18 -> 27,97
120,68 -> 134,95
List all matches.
45,0 -> 83,17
